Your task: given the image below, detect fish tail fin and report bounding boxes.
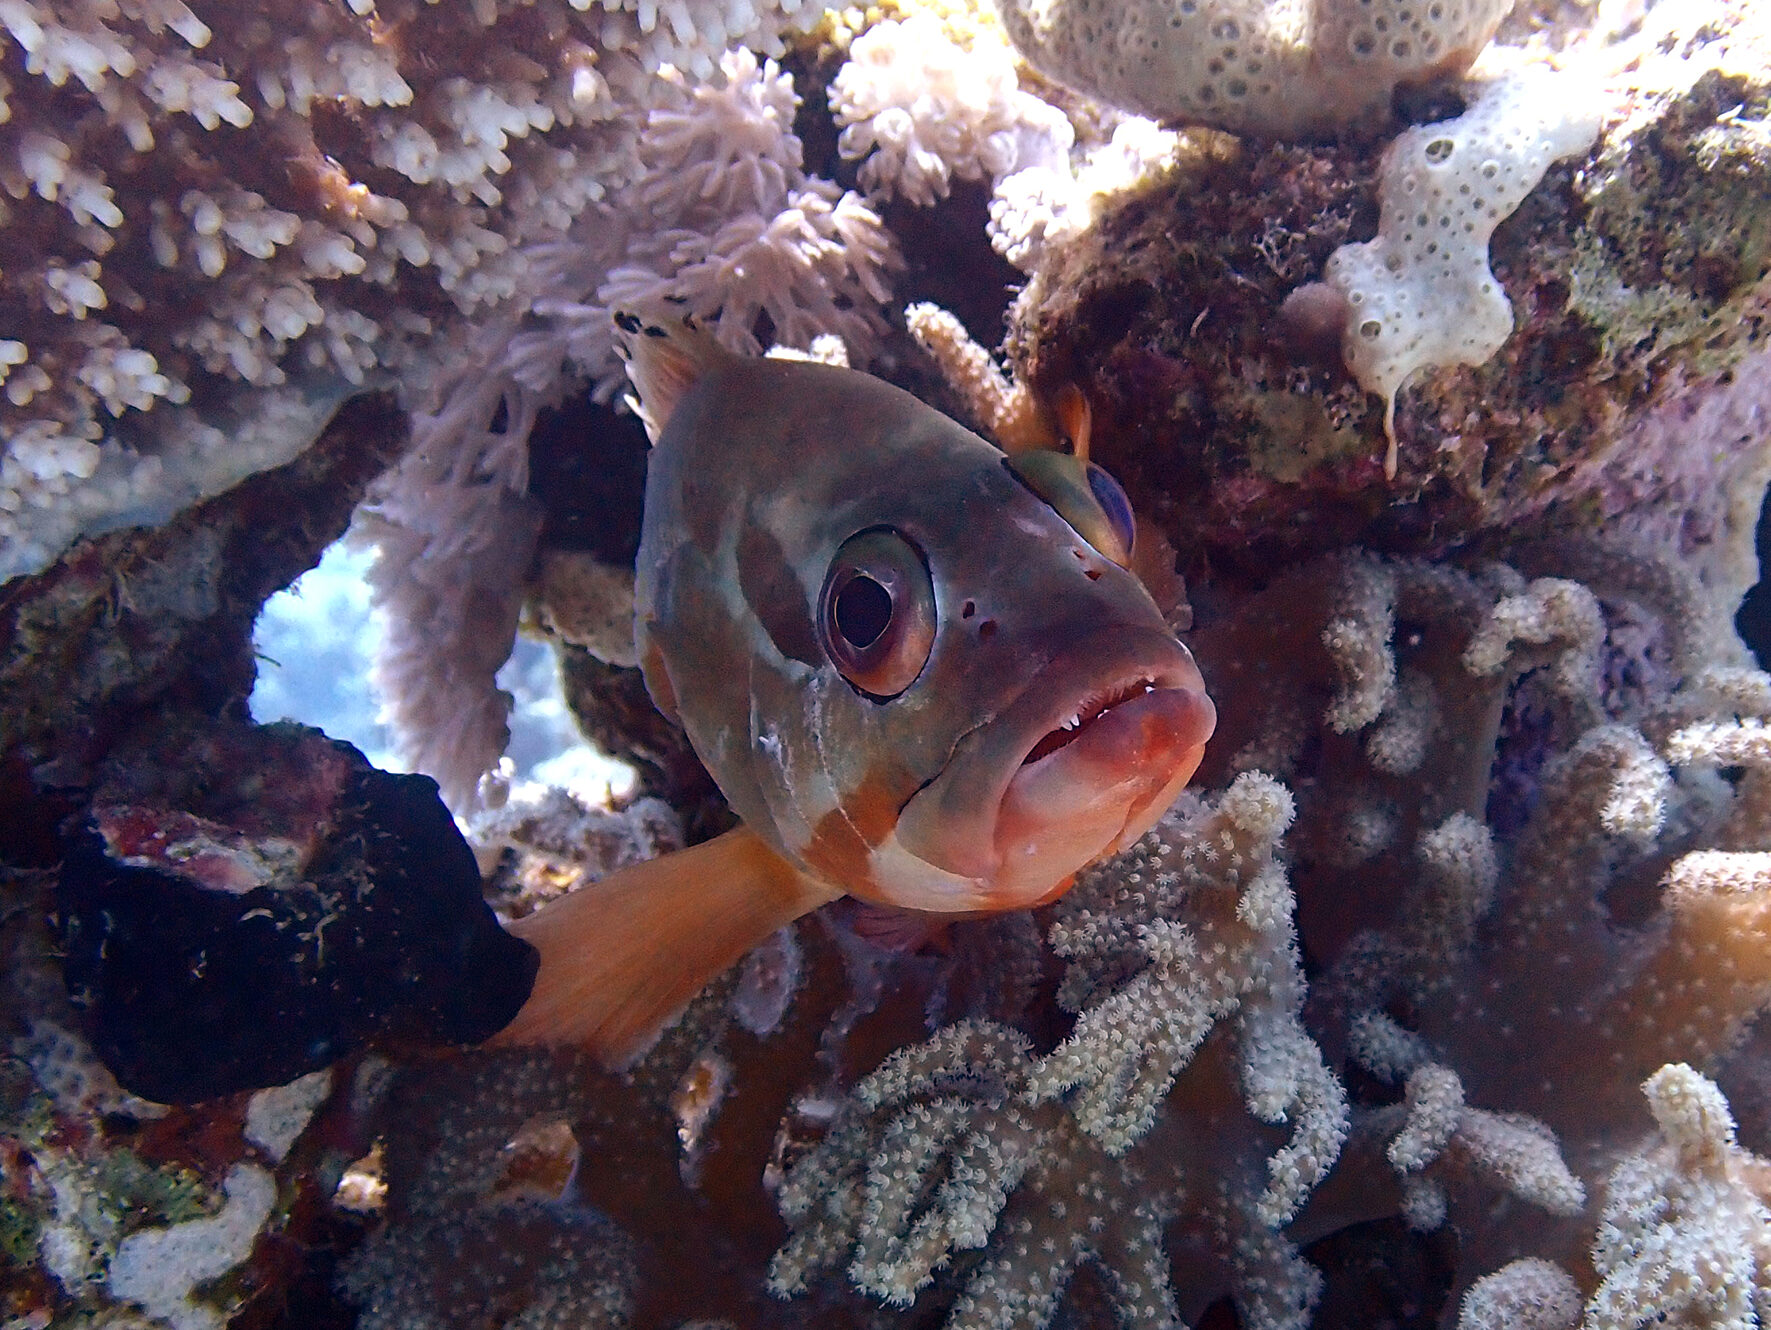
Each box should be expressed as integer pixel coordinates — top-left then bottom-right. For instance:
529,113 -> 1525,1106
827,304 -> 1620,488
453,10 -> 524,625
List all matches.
490,825 -> 839,1067
611,307 -> 736,445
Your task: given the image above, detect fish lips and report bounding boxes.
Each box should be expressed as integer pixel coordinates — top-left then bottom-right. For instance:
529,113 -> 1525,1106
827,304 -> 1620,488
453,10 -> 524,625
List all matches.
894,626 -> 1216,909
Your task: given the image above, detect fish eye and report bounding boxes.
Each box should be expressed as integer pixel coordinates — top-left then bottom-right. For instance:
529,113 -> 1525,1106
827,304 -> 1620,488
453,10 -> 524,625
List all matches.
818,528 -> 936,700
1004,452 -> 1136,569
1085,462 -> 1137,561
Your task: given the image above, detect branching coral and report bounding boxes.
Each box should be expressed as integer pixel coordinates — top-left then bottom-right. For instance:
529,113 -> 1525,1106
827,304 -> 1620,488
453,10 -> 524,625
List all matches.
1582,1065 -> 1771,1329
0,0 -> 590,574
1172,541 -> 1771,1319
771,775 -> 1348,1330
0,0 -> 906,805
3,3 -> 1771,1328
753,530 -> 1771,1328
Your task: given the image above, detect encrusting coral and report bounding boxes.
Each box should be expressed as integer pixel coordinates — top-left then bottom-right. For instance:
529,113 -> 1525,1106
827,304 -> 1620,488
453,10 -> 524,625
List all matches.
1320,65 -> 1605,473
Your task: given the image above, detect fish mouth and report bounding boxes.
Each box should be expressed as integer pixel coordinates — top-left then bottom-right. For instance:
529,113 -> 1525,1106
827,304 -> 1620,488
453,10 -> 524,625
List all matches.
1018,677 -> 1169,767
892,627 -> 1215,910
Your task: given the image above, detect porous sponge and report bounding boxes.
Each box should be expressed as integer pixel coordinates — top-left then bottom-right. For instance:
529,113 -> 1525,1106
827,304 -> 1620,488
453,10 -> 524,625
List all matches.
993,0 -> 1514,141
1321,67 -> 1604,474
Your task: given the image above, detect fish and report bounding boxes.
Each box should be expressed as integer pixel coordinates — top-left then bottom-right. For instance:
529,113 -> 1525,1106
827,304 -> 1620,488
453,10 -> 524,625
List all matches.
492,314 -> 1216,1064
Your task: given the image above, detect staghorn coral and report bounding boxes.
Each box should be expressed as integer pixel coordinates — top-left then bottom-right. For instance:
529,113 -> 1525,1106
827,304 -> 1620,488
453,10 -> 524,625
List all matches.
1455,1065 -> 1771,1330
738,543 -> 1771,1330
629,535 -> 1763,1329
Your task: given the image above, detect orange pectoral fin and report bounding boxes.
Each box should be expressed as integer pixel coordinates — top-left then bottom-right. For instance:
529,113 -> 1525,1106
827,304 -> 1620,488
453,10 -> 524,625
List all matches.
489,824 -> 841,1068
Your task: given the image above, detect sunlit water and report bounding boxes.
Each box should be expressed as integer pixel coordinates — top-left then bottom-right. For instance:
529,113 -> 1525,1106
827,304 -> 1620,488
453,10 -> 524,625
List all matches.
249,539 -> 635,807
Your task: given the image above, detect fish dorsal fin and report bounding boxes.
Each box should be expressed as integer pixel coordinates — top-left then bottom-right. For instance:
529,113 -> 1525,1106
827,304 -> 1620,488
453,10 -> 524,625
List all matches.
490,824 -> 840,1067
612,309 -> 736,445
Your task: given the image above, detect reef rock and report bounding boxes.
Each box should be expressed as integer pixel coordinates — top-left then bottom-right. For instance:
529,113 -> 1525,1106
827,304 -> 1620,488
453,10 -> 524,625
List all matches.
1006,1 -> 1771,595
60,719 -> 536,1104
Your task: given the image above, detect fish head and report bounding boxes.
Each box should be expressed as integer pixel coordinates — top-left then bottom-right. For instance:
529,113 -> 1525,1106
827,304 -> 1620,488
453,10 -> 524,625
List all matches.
623,317 -> 1215,915
816,437 -> 1216,914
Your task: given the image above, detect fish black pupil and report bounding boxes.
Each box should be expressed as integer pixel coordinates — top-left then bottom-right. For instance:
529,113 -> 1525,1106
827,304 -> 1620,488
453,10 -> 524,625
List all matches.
835,575 -> 893,649
1086,461 -> 1136,554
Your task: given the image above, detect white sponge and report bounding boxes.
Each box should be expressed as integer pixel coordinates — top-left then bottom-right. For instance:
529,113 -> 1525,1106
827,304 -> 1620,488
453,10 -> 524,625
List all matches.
1322,67 -> 1604,474
994,0 -> 1514,140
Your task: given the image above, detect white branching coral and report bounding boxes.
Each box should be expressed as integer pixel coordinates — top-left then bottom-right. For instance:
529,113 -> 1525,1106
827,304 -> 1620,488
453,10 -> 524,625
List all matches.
771,775 -> 1347,1330
1366,1055 -> 1587,1232
0,0 -> 853,585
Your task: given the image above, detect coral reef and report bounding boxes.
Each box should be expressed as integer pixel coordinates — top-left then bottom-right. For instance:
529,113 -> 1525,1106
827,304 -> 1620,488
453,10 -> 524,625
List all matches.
0,0 -> 825,580
3,0 -> 1771,1327
1320,65 -> 1605,471
357,34 -> 900,807
0,857 -> 352,1328
769,775 -> 1343,1330
0,390 -> 406,767
1187,544 -> 1771,1318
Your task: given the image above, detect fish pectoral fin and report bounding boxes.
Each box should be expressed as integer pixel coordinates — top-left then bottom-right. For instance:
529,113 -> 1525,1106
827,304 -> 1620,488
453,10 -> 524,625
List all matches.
489,824 -> 840,1068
